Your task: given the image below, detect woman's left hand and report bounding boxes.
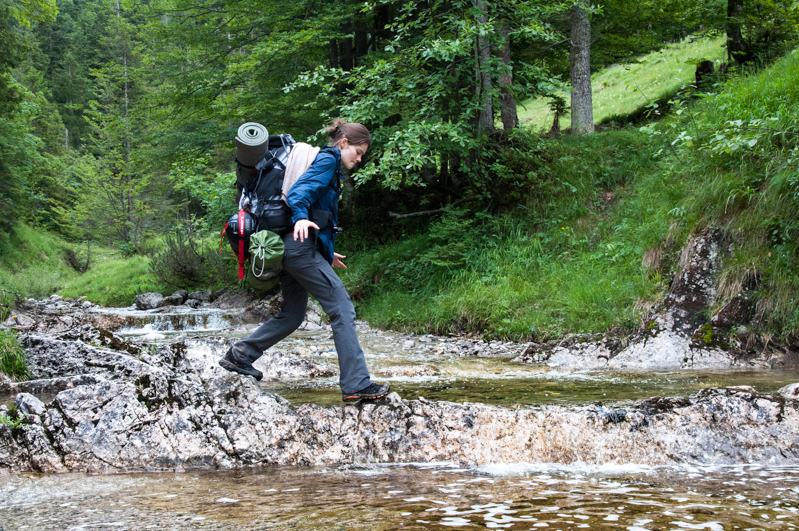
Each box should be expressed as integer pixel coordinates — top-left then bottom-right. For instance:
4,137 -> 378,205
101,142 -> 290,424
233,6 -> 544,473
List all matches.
332,253 -> 347,269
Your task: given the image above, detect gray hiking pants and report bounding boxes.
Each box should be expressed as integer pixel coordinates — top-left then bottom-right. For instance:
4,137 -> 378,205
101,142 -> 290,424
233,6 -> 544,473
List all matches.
230,233 -> 373,395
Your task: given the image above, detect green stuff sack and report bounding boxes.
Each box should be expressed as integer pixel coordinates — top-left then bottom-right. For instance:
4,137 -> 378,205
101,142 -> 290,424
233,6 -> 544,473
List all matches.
248,230 -> 284,291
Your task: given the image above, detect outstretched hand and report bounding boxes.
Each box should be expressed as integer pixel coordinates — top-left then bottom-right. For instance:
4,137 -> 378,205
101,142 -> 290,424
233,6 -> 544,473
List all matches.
293,219 -> 320,242
332,253 -> 347,269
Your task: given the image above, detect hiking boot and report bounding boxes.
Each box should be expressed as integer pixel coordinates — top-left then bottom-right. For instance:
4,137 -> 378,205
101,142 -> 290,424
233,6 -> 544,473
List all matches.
219,348 -> 263,381
342,383 -> 390,403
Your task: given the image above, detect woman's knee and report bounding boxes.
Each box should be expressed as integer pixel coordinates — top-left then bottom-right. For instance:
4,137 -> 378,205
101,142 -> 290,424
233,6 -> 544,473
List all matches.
275,309 -> 306,330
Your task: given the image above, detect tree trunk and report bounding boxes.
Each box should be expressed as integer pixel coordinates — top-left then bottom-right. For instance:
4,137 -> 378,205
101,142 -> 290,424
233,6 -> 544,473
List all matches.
496,23 -> 517,131
475,1 -> 494,134
374,3 -> 391,50
570,0 -> 593,135
726,0 -> 747,63
354,29 -> 368,65
328,39 -> 339,68
339,20 -> 354,72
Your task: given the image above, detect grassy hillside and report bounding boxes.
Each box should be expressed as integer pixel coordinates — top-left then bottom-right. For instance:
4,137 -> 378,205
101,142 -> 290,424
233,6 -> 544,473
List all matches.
518,35 -> 727,131
0,224 -> 162,318
341,47 -> 799,340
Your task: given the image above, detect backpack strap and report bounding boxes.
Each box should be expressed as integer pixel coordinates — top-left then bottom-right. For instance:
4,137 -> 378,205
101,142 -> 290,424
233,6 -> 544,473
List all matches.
236,210 -> 247,280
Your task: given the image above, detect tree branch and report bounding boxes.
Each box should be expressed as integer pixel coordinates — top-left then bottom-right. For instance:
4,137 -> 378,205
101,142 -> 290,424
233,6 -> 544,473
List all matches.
388,196 -> 478,219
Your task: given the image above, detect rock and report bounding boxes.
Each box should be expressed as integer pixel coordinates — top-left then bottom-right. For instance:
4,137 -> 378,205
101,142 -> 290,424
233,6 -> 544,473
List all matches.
0,372 -> 11,392
20,334 -> 167,382
136,292 -> 163,310
779,383 -> 799,399
3,374 -> 104,397
184,299 -> 202,308
1,379 -> 798,472
15,393 -> 46,417
81,300 -> 93,309
158,291 -> 187,307
376,365 -> 440,377
402,340 -> 415,350
188,290 -> 212,302
212,289 -> 257,309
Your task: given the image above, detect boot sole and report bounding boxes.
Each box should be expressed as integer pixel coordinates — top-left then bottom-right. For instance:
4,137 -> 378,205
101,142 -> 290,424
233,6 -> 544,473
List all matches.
219,358 -> 263,381
342,388 -> 389,403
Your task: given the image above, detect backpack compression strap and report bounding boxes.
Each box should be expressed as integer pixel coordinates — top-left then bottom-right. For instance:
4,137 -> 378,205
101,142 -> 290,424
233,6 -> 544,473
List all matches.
237,210 -> 246,280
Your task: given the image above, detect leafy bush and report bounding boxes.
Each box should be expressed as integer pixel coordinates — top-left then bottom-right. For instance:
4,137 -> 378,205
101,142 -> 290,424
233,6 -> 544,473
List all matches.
0,330 -> 28,381
149,223 -> 237,290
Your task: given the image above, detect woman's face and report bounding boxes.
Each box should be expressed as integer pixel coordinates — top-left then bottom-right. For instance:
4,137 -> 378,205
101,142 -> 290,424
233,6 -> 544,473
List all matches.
339,138 -> 368,170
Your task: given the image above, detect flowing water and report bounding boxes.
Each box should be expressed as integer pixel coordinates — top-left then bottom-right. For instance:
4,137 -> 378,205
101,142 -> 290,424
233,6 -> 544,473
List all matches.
1,462 -> 798,529
102,306 -> 796,408
3,307 -> 798,529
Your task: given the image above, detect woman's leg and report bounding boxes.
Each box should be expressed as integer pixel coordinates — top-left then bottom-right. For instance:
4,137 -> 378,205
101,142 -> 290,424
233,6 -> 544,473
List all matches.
230,270 -> 308,364
281,235 -> 372,395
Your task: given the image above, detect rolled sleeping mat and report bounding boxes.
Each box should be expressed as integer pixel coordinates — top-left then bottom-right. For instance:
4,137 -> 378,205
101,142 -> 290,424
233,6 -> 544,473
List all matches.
235,122 -> 269,187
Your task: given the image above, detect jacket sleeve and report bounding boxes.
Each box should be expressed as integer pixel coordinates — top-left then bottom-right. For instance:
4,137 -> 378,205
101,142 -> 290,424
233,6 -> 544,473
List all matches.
287,152 -> 336,225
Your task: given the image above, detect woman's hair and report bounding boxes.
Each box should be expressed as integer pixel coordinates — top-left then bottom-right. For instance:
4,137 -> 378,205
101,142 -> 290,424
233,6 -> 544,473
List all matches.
327,118 -> 371,148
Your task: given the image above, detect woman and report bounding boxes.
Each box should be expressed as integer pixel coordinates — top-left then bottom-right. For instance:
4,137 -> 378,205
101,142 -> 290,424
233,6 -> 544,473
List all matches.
219,119 -> 390,403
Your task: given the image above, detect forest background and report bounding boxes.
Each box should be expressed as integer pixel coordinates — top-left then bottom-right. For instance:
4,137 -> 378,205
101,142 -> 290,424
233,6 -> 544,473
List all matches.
1,0 -> 799,355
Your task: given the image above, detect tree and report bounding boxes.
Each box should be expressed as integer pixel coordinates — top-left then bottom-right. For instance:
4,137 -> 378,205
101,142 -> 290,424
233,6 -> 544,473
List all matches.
569,0 -> 593,135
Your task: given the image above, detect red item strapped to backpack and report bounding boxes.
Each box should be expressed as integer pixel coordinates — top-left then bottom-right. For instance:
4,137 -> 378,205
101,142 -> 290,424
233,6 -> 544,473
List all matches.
220,209 -> 257,280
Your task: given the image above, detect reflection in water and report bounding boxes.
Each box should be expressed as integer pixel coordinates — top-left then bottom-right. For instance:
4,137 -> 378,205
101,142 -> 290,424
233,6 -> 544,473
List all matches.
1,463 -> 797,529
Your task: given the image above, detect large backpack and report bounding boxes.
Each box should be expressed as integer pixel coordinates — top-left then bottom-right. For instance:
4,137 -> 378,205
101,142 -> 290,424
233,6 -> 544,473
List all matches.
236,134 -> 296,236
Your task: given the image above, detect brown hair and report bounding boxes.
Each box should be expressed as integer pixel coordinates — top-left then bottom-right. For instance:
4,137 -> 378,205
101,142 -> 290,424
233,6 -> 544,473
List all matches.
327,118 -> 371,148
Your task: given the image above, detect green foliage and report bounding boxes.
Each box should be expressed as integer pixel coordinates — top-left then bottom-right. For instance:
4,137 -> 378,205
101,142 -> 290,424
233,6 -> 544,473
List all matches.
149,223 -> 236,291
9,0 -> 58,26
0,330 -> 29,381
0,409 -> 25,430
288,0 -> 559,199
340,128 -> 665,339
646,47 -> 799,333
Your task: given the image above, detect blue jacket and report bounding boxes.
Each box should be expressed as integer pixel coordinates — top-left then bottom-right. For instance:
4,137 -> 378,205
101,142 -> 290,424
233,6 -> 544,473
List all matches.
287,147 -> 343,264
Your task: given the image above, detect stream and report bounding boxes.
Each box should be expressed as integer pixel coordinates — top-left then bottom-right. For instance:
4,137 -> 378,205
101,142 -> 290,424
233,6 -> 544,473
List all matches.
1,305 -> 797,529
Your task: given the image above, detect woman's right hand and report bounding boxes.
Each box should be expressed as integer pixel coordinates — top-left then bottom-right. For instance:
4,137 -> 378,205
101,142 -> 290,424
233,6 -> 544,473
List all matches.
293,219 -> 320,242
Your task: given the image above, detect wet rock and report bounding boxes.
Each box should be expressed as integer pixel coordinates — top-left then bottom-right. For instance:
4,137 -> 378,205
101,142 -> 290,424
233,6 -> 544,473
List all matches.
779,383 -> 799,399
159,290 -> 187,308
188,290 -> 212,302
15,393 -> 46,418
213,289 -> 258,310
184,299 -> 202,309
513,334 -> 623,368
136,292 -> 163,310
1,378 -> 798,472
376,365 -> 440,377
2,374 -> 104,397
0,372 -> 11,392
53,324 -> 141,356
177,338 -> 335,381
20,334 -> 166,382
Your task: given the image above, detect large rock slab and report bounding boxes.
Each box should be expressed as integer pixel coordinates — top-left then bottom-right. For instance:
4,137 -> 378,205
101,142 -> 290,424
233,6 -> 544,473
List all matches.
1,375 -> 797,472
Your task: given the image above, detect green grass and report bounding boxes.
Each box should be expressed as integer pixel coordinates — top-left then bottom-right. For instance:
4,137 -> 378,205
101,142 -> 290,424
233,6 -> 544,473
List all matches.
0,223 -> 166,310
341,130 -> 669,339
0,330 -> 28,381
59,255 -> 164,307
518,35 -> 727,131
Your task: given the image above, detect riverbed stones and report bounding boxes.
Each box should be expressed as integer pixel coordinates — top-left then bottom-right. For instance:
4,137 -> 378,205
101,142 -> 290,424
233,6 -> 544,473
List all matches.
188,290 -> 211,302
376,365 -> 440,377
135,292 -> 163,310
